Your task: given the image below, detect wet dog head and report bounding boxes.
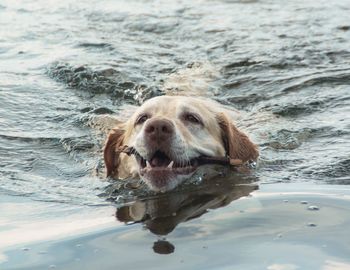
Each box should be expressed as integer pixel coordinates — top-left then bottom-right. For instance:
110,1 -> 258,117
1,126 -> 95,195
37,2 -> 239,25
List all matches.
104,96 -> 258,192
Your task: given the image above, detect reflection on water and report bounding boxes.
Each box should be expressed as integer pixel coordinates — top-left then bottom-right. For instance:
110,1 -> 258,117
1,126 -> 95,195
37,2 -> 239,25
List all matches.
116,175 -> 257,254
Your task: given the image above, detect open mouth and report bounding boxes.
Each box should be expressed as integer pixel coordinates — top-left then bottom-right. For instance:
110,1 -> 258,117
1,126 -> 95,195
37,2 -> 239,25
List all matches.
119,145 -> 241,191
136,150 -> 198,176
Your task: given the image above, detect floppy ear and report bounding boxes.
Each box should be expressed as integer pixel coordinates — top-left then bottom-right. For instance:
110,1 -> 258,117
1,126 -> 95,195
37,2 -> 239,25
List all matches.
217,113 -> 259,163
104,126 -> 125,177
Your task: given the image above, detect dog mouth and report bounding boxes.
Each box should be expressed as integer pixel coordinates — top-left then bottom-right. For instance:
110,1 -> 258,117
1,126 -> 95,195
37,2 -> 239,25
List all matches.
119,145 -> 242,192
136,150 -> 198,176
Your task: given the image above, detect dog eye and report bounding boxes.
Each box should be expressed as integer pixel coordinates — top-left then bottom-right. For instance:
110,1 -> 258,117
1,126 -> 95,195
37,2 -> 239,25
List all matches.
135,114 -> 149,125
184,113 -> 202,125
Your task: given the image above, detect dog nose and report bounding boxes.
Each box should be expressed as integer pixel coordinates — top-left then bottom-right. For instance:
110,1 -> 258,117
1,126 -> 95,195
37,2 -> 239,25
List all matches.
145,118 -> 174,142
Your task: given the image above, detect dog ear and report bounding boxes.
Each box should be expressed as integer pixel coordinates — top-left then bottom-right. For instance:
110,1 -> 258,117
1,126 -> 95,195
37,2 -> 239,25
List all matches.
217,113 -> 259,163
104,126 -> 125,177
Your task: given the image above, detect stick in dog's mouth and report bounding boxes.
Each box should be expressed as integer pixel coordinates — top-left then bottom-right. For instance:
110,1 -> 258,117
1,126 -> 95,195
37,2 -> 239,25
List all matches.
116,145 -> 243,167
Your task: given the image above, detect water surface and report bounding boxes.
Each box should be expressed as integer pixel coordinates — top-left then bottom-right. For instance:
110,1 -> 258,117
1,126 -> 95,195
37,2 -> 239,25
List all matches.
0,0 -> 350,269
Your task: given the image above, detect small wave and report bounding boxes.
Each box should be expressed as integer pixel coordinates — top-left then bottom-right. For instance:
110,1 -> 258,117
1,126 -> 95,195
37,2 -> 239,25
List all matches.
218,93 -> 270,109
47,62 -> 163,104
281,71 -> 350,94
223,59 -> 261,70
306,158 -> 350,184
87,11 -> 127,23
60,137 -> 96,153
163,62 -> 220,96
124,16 -> 179,34
82,107 -> 116,115
337,26 -> 350,31
0,134 -> 60,144
262,127 -> 331,150
77,42 -> 114,50
271,97 -> 336,117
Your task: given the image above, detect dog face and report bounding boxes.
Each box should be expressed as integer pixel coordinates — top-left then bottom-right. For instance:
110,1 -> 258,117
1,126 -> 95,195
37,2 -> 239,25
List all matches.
104,96 -> 258,192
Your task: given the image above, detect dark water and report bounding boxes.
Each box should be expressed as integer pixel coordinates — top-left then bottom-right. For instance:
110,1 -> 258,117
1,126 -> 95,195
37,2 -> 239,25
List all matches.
1,0 -> 350,268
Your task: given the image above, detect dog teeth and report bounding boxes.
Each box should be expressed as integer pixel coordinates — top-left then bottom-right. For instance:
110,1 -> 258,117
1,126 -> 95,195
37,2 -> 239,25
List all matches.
146,161 -> 151,168
167,161 -> 174,168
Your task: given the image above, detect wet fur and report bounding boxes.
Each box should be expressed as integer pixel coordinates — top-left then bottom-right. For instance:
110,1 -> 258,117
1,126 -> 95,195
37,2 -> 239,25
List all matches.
104,96 -> 259,190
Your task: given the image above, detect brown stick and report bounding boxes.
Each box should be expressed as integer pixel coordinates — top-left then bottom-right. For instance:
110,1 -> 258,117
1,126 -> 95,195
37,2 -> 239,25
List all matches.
196,156 -> 243,166
117,145 -> 134,156
117,146 -> 243,167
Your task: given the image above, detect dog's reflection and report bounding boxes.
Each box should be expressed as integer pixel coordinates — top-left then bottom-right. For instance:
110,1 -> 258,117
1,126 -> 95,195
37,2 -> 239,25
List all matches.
116,175 -> 258,254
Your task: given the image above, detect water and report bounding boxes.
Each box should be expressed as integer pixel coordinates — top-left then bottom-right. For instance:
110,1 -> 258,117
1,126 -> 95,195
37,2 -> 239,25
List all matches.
1,0 -> 349,202
1,0 -> 350,268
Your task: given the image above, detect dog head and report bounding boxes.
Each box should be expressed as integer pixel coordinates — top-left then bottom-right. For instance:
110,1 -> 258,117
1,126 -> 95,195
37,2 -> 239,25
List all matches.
104,96 -> 258,192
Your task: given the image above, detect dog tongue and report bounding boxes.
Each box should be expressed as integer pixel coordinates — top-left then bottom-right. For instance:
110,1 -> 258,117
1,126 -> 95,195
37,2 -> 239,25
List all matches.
150,151 -> 170,167
150,157 -> 164,167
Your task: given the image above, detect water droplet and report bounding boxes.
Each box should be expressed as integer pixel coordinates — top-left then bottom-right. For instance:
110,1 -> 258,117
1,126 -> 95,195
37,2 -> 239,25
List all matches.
248,161 -> 257,168
274,233 -> 283,240
308,205 -> 319,211
115,195 -> 124,203
76,244 -> 82,248
49,265 -> 56,269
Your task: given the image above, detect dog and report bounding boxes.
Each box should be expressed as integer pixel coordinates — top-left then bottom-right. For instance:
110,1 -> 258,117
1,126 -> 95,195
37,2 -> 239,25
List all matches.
104,95 -> 259,192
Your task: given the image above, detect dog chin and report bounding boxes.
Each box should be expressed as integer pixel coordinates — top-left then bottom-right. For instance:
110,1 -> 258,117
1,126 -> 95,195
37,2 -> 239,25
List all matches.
135,149 -> 199,192
140,172 -> 195,193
